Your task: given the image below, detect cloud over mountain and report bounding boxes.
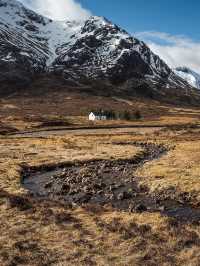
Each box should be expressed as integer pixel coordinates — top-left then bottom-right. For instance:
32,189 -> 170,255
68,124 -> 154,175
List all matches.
136,31 -> 200,73
19,0 -> 91,20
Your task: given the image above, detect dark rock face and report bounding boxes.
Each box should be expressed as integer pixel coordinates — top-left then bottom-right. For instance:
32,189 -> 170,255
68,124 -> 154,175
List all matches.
175,67 -> 200,89
0,0 -> 51,92
54,17 -> 171,84
0,0 -> 198,102
0,26 -> 46,92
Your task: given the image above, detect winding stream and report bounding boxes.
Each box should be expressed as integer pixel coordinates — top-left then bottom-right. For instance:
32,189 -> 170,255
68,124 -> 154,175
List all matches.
22,142 -> 200,222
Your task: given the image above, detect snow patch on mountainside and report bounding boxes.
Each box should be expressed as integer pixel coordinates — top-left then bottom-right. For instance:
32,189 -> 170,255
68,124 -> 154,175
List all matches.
174,67 -> 200,89
0,0 -> 195,90
0,0 -> 85,65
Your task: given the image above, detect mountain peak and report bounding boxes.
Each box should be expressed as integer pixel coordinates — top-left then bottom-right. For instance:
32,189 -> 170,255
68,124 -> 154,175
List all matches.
174,67 -> 200,89
0,0 -> 51,28
0,0 -> 198,104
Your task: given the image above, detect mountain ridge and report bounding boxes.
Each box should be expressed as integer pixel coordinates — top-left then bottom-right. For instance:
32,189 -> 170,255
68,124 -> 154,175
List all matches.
174,67 -> 200,89
0,0 -> 200,105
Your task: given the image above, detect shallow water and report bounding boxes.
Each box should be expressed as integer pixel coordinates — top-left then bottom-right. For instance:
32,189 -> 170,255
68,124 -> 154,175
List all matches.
22,142 -> 200,222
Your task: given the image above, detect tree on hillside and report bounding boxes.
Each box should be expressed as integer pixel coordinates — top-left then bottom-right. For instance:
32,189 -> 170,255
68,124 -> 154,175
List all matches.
134,110 -> 142,120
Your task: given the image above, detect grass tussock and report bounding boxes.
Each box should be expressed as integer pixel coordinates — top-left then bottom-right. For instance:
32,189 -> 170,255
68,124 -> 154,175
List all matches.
0,119 -> 200,265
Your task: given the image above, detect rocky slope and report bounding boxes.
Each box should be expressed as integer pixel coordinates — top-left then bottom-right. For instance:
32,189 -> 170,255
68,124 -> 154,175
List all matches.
174,67 -> 200,89
0,0 -> 199,104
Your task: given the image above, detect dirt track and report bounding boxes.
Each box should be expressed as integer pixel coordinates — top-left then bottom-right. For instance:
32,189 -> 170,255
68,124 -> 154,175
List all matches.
5,122 -> 199,139
7,125 -> 163,138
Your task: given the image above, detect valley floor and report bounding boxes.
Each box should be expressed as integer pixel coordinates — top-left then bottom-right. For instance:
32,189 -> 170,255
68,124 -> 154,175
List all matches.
1,93 -> 200,265
1,119 -> 200,265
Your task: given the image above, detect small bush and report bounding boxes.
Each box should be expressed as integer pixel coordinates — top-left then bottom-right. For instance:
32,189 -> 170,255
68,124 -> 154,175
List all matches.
89,109 -> 142,121
7,196 -> 33,211
55,212 -> 76,225
134,110 -> 142,120
122,110 -> 131,121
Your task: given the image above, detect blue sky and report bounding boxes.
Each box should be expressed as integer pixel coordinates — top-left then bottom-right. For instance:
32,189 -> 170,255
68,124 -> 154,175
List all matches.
20,0 -> 200,72
79,0 -> 200,72
78,0 -> 200,41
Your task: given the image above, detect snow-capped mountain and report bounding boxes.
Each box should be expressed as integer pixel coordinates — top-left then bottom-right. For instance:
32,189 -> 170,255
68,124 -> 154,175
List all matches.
174,67 -> 200,89
0,0 -> 196,98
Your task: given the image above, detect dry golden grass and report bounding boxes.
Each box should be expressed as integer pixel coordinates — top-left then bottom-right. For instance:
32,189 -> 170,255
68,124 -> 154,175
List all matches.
1,196 -> 200,265
136,134 -> 200,203
0,134 -> 142,194
1,89 -> 200,131
1,120 -> 200,265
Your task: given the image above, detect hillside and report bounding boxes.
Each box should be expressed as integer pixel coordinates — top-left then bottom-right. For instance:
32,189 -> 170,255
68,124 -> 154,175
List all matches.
174,67 -> 200,89
0,0 -> 200,105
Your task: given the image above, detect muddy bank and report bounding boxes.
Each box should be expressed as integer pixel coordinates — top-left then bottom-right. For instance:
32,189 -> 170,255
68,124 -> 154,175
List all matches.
22,142 -> 200,222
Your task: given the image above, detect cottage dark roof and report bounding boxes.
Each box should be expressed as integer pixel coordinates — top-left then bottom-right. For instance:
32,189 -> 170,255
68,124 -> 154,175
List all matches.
90,111 -> 106,116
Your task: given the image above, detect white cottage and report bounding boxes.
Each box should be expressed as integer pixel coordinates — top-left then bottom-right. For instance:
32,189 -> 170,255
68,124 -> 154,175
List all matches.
89,112 -> 107,121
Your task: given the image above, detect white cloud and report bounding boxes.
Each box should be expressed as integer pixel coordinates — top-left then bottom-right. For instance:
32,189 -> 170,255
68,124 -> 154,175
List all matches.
135,31 -> 200,74
19,0 -> 91,21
